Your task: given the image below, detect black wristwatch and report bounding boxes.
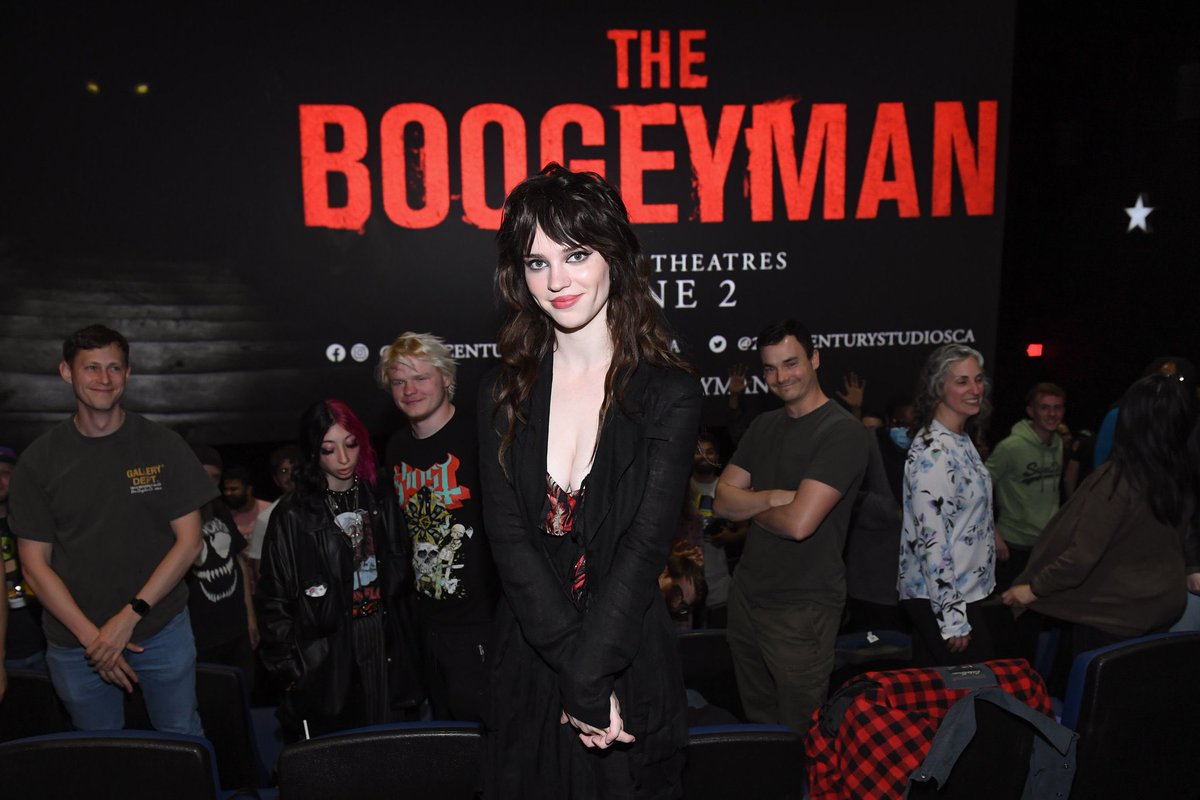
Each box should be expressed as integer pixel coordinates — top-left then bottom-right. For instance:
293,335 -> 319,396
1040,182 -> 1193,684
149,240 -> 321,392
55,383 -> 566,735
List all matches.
129,597 -> 151,617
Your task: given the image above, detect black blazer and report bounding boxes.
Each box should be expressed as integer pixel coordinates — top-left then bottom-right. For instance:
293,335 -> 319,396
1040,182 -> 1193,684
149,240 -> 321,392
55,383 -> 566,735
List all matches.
478,356 -> 702,756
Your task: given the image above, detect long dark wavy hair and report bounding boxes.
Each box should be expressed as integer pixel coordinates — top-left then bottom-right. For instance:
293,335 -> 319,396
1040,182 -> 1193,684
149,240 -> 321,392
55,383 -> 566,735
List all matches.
294,399 -> 378,508
909,344 -> 992,440
1111,373 -> 1197,526
491,163 -> 689,469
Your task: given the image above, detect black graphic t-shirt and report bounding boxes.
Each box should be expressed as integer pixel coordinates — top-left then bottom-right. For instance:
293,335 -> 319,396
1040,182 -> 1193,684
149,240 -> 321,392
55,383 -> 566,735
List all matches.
328,502 -> 381,618
385,409 -> 497,625
186,503 -> 248,651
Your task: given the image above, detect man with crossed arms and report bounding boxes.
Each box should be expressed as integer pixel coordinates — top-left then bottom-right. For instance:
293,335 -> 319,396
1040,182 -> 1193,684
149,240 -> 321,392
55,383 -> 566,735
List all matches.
715,319 -> 868,731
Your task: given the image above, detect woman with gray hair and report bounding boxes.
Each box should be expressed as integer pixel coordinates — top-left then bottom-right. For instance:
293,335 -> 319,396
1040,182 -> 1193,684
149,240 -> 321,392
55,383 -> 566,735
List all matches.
898,344 -> 997,665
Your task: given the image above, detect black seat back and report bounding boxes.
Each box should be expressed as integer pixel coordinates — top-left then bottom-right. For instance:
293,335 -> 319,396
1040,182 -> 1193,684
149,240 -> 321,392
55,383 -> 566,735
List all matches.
0,669 -> 72,742
196,662 -> 271,790
277,722 -> 482,800
677,628 -> 745,720
1065,631 -> 1200,799
0,730 -> 221,800
684,724 -> 804,800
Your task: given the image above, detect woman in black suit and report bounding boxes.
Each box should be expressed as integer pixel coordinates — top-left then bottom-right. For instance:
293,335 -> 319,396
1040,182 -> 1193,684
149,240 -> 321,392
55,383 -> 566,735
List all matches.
479,163 -> 702,798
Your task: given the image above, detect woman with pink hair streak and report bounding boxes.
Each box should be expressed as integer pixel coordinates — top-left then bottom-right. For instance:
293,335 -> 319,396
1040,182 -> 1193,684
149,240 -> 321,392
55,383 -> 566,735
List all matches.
258,399 -> 421,739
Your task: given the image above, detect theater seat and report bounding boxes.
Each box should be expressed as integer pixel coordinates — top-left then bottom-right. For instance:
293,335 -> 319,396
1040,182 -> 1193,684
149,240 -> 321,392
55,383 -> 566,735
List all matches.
684,723 -> 804,800
118,662 -> 275,794
195,662 -> 273,791
0,730 -> 225,800
276,721 -> 482,800
677,628 -> 746,720
0,668 -> 72,742
1060,630 -> 1200,799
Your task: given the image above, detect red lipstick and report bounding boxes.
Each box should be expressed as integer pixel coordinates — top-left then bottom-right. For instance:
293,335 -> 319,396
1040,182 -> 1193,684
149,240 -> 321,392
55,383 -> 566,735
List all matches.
551,294 -> 583,309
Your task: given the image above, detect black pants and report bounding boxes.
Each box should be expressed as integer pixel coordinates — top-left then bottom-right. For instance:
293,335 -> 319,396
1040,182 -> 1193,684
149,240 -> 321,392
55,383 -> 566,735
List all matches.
993,543 -> 1032,592
280,613 -> 390,742
421,618 -> 492,722
902,598 -> 998,667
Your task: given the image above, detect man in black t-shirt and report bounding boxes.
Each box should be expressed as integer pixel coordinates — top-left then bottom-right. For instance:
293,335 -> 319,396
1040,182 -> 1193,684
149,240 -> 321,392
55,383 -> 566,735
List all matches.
378,332 -> 498,721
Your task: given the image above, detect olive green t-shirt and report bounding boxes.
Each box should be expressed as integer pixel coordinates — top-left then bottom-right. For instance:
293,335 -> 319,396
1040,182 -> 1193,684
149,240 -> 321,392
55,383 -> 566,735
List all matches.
729,401 -> 868,609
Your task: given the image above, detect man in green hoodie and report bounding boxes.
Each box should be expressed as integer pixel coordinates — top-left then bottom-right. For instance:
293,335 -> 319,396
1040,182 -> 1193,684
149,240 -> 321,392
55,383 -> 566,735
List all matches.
987,383 -> 1067,590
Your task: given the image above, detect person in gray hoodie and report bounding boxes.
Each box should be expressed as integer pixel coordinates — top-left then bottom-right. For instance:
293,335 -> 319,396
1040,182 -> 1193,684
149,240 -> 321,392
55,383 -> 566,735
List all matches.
987,383 -> 1067,591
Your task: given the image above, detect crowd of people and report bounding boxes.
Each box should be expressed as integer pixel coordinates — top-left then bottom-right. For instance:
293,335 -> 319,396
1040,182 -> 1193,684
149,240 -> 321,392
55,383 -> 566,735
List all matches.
2,164 -> 1198,798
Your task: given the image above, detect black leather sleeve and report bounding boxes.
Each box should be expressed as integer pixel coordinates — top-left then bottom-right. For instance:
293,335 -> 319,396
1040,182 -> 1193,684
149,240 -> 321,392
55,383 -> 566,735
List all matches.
255,502 -> 305,688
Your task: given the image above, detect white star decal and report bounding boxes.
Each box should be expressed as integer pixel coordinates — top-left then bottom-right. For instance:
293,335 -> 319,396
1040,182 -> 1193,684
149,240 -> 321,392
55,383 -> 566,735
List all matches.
1125,194 -> 1153,233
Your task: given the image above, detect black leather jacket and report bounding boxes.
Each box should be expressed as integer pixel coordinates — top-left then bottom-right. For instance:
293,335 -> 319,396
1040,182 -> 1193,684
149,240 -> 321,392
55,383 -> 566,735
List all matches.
257,483 -> 422,732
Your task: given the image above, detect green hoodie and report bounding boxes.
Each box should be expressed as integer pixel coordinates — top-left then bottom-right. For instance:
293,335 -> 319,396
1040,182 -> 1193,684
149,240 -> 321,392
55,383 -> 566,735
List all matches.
986,419 -> 1062,548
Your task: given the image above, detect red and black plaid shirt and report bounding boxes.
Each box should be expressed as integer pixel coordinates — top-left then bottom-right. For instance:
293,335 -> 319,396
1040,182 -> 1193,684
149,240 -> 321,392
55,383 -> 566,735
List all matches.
805,659 -> 1053,799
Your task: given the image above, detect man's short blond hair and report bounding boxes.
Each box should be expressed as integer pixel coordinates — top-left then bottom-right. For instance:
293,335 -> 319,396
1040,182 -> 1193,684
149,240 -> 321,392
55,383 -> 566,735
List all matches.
376,332 -> 457,398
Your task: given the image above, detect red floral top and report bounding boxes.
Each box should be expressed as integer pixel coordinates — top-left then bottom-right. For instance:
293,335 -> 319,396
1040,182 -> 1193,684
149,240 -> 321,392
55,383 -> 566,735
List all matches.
544,474 -> 587,602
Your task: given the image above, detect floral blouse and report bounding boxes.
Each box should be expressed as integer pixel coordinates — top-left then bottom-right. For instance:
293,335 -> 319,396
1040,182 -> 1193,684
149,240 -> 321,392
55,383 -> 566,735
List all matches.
544,473 -> 587,604
897,420 -> 995,638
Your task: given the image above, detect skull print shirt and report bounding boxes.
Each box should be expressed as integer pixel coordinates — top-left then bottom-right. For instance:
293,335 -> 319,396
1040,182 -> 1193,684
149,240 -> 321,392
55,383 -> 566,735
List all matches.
385,409 -> 498,625
186,502 -> 249,651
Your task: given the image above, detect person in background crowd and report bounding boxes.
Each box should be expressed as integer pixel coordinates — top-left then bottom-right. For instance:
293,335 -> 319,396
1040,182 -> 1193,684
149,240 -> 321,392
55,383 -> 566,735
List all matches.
9,324 -> 213,733
676,432 -> 732,627
243,445 -> 304,702
268,446 -> 301,496
844,387 -> 913,634
836,372 -> 866,421
480,163 -> 701,797
1066,425 -> 1095,481
659,552 -> 707,629
988,383 -> 1070,591
1093,356 -> 1197,467
1056,422 -> 1082,499
246,445 -> 304,578
879,395 -> 916,500
725,363 -> 752,445
221,465 -> 272,541
2,445 -> 47,700
715,319 -> 869,732
187,444 -> 259,690
1003,374 -> 1198,668
898,344 -> 997,666
377,331 -> 498,723
844,426 -> 907,634
257,399 -> 421,739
